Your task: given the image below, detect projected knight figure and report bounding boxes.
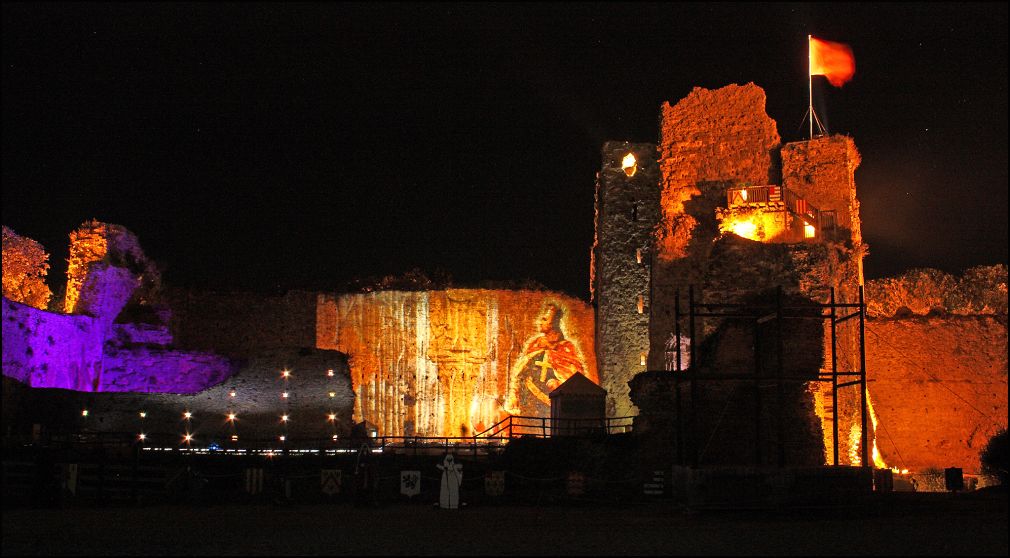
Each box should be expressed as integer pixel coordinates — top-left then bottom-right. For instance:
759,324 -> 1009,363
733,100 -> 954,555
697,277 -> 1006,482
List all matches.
504,303 -> 594,417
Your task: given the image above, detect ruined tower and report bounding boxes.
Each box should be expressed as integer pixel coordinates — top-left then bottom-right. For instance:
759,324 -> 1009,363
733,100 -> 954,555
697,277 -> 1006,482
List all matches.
596,84 -> 868,466
592,141 -> 660,417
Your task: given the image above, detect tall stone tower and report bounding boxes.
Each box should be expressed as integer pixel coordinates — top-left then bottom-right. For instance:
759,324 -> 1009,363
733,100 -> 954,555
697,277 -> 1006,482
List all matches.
781,135 -> 865,465
592,141 -> 660,417
597,84 -> 869,466
781,135 -> 864,289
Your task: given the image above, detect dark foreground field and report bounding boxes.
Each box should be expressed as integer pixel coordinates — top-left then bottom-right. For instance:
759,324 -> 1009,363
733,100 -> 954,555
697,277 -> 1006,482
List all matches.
3,492 -> 1007,556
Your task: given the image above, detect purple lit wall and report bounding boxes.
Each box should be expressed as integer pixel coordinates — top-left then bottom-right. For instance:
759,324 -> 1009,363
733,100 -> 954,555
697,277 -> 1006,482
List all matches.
2,296 -> 234,393
13,347 -> 355,442
2,297 -> 104,391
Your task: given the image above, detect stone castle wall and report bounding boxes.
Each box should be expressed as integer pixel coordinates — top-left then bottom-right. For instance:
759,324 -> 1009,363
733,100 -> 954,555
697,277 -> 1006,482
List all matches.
64,220 -> 158,314
100,347 -> 234,394
12,347 -> 355,442
866,315 -> 1008,473
779,137 -> 865,464
4,266 -> 350,439
3,222 -> 235,397
2,293 -> 233,395
650,84 -> 789,370
2,297 -> 105,391
657,83 -> 782,261
781,136 -> 863,248
157,286 -> 600,438
593,142 -> 661,418
317,289 -> 597,437
615,83 -> 871,466
165,289 -> 318,358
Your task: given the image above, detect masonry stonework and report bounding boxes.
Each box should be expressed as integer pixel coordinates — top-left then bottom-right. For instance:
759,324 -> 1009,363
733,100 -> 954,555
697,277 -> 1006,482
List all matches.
2,297 -> 105,391
64,220 -> 159,314
602,83 -> 870,467
650,84 -> 789,372
866,315 -> 1008,473
781,136 -> 863,248
316,289 -> 596,437
3,223 -> 235,396
165,288 -> 318,359
607,83 -> 1008,473
3,83 -> 1006,477
14,347 -> 354,441
593,141 -> 661,418
657,83 -> 782,262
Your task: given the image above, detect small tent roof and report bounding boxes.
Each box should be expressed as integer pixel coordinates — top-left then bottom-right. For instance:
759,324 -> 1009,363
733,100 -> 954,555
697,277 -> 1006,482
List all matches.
548,372 -> 607,398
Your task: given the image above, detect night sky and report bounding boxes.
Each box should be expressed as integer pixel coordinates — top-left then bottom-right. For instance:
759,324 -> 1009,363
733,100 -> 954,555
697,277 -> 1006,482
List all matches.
3,3 -> 1007,299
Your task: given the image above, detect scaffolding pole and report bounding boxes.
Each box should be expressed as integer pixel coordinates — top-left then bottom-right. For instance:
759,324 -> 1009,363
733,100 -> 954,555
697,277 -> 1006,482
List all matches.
670,285 -> 868,469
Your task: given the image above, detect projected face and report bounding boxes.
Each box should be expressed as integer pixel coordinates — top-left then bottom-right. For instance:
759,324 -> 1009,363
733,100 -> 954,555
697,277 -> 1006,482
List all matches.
536,305 -> 562,334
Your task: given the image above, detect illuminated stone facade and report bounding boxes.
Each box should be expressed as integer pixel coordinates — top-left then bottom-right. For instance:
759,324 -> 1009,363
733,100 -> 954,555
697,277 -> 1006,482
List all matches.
65,220 -> 158,314
656,84 -> 782,263
23,347 -> 355,442
3,85 -> 1005,474
866,314 -> 1008,473
2,226 -> 350,441
3,297 -> 105,391
3,222 -> 232,394
317,289 -> 596,437
599,83 -> 870,466
592,142 -> 661,418
3,269 -> 233,394
606,83 -> 1007,472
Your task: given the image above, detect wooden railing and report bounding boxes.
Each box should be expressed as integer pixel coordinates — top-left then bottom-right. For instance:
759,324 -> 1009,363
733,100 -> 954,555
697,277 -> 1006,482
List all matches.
725,185 -> 838,241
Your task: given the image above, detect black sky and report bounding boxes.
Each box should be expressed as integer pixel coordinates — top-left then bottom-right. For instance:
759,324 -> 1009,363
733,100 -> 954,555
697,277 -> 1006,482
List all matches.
3,2 -> 1007,299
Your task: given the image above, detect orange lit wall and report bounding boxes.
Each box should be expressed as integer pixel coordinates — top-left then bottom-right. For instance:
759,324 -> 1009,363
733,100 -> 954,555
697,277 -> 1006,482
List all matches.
64,220 -> 157,315
657,83 -> 781,261
316,289 -> 597,437
781,136 -> 863,248
65,221 -> 111,313
865,315 -> 1008,473
637,83 -> 871,467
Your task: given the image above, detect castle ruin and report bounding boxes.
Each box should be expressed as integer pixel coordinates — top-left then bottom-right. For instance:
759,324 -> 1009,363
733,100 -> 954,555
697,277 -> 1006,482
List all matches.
2,84 -> 1006,474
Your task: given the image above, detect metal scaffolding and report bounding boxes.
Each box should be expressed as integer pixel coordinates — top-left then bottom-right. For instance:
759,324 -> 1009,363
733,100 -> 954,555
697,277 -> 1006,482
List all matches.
670,285 -> 868,467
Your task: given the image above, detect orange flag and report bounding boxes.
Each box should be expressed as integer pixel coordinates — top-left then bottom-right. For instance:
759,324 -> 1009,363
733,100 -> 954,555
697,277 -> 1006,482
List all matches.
810,36 -> 855,87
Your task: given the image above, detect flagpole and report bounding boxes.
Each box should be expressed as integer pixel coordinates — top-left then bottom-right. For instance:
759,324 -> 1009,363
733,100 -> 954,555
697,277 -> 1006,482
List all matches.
808,34 -> 813,140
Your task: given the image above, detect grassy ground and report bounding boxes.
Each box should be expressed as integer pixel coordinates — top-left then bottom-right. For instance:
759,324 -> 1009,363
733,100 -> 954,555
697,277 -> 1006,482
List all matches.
3,491 -> 1006,556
